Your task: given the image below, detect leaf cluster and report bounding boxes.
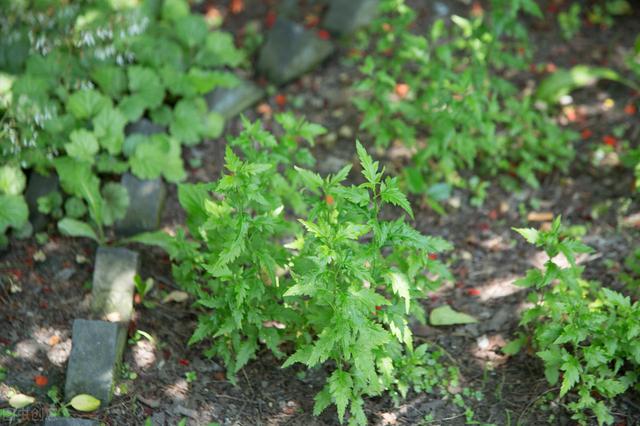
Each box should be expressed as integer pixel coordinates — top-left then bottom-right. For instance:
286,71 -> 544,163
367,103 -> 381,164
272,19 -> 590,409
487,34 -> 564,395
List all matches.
352,0 -> 576,204
0,0 -> 243,244
166,119 -> 454,425
512,220 -> 640,425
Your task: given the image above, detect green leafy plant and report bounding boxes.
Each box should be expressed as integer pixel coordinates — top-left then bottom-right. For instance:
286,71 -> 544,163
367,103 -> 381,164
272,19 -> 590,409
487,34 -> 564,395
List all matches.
352,0 -> 576,205
162,119 -> 454,425
510,218 -> 640,425
558,3 -> 582,40
0,0 -> 243,244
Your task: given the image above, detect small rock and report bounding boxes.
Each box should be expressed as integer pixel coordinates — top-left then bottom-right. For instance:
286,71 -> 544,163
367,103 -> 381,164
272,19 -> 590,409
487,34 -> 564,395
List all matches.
91,246 -> 139,323
125,119 -> 166,136
324,0 -> 379,36
64,319 -> 127,405
115,173 -> 166,237
54,268 -> 76,282
317,155 -> 349,175
24,172 -> 59,232
338,125 -> 353,139
477,334 -> 490,350
258,19 -> 334,85
205,78 -> 265,120
44,418 -> 98,426
433,1 -> 450,16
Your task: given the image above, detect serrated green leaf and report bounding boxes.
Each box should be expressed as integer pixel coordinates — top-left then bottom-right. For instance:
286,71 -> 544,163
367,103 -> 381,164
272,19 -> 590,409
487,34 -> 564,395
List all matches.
92,66 -> 127,98
559,357 -> 581,397
513,227 -> 539,244
356,140 -> 380,185
380,177 -> 413,218
388,271 -> 410,314
196,32 -> 244,68
312,387 -> 332,416
329,370 -> 352,422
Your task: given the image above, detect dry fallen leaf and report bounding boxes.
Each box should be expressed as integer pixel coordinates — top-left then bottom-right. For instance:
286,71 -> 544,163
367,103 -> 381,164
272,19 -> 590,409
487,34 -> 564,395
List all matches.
162,291 -> 189,304
622,212 -> 640,228
527,211 -> 554,222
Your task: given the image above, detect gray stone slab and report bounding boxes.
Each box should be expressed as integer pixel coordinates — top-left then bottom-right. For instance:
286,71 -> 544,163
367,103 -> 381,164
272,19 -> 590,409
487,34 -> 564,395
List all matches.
114,173 -> 166,237
125,118 -> 166,136
205,78 -> 265,120
64,319 -> 127,406
44,417 -> 98,425
91,246 -> 139,323
24,172 -> 59,232
324,0 -> 379,36
257,19 -> 334,85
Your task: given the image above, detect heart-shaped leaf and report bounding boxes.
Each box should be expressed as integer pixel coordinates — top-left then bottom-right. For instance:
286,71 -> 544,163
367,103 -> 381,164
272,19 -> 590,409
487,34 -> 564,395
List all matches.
9,393 -> 35,409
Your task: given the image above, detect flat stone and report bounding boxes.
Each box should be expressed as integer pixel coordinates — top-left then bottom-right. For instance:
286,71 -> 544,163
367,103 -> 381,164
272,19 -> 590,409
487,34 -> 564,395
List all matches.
324,0 -> 379,36
205,78 -> 265,120
24,172 -> 59,232
64,319 -> 127,406
258,19 -> 334,85
91,246 -> 139,323
44,417 -> 98,426
114,173 -> 166,237
125,118 -> 166,136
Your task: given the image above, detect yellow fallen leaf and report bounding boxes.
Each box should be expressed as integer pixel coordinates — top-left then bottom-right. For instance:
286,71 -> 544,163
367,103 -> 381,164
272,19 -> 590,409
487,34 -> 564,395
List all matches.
9,393 -> 35,409
162,290 -> 189,304
69,394 -> 101,412
527,211 -> 554,222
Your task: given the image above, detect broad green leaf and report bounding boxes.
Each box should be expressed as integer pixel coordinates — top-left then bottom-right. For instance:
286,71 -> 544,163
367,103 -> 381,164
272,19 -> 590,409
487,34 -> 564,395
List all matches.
118,94 -> 148,122
92,66 -> 127,98
195,32 -> 244,68
101,183 -> 130,226
128,66 -> 164,111
58,218 -> 98,242
130,135 -> 185,182
295,167 -> 324,191
9,394 -> 35,409
170,98 -> 207,145
536,65 -> 637,105
93,106 -> 127,155
0,195 -> 28,233
502,336 -> 526,355
0,165 -> 26,195
204,112 -> 225,139
174,15 -> 208,48
122,231 -> 177,257
64,197 -> 87,219
429,305 -> 477,326
67,89 -> 111,119
65,129 -> 99,164
69,394 -> 101,412
162,0 -> 189,21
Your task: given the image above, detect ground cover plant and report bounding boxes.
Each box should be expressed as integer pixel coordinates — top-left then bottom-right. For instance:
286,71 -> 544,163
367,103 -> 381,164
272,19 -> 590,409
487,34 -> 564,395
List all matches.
511,218 -> 640,425
353,0 -> 576,205
0,0 -> 242,245
0,0 -> 639,424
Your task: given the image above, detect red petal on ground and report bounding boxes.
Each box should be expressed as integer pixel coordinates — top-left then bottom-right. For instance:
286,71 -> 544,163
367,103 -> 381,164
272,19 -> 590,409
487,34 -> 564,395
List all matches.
34,375 -> 48,387
179,358 -> 190,366
317,29 -> 330,40
603,135 -> 617,147
275,94 -> 286,108
467,288 -> 481,296
428,253 -> 438,260
265,11 -> 276,29
581,129 -> 593,140
624,103 -> 637,116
